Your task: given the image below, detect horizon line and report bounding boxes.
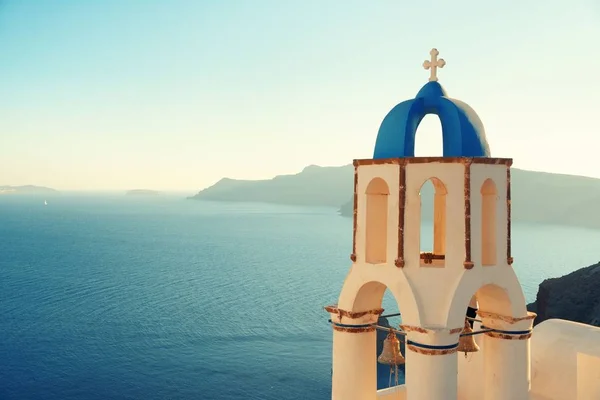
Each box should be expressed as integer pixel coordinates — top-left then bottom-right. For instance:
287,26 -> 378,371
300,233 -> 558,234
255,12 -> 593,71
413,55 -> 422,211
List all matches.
3,162 -> 600,192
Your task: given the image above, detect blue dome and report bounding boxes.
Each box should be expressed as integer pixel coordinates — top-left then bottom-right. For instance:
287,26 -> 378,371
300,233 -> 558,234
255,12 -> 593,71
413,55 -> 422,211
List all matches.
373,81 -> 491,158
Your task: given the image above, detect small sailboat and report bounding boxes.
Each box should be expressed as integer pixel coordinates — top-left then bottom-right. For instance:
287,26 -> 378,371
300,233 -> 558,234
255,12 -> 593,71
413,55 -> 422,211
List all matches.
44,200 -> 48,206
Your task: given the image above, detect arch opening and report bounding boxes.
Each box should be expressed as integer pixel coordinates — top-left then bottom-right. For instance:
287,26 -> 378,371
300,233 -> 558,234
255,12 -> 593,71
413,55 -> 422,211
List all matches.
446,272 -> 528,330
353,282 -> 406,390
419,177 -> 447,267
414,114 -> 444,156
454,283 -> 516,332
460,284 -> 514,328
481,179 -> 498,266
475,283 -> 514,317
365,178 -> 389,264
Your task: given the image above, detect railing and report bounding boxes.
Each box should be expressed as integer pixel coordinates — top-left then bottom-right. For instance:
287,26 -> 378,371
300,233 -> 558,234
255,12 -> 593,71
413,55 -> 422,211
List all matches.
419,252 -> 445,264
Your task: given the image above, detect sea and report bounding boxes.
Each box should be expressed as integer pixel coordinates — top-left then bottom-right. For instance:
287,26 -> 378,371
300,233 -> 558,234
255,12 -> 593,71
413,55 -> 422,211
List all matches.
1,194 -> 599,400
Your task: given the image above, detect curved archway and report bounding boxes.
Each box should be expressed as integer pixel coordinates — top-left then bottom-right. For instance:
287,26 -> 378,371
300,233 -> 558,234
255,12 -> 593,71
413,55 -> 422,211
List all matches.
337,273 -> 422,327
475,283 -> 514,316
366,177 -> 389,195
481,179 -> 498,266
352,281 -> 388,311
338,279 -> 419,391
444,272 -> 527,329
365,178 -> 390,264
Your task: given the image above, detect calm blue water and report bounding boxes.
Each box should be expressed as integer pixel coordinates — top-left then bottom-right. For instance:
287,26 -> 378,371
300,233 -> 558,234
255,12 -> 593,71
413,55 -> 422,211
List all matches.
1,194 -> 599,400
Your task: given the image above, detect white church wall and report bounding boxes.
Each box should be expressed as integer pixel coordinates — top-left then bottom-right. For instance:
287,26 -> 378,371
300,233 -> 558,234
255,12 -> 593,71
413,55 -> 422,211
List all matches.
404,162 -> 464,269
338,162 -> 422,325
577,352 -> 600,400
334,157 -> 533,399
530,319 -> 600,400
403,162 -> 465,326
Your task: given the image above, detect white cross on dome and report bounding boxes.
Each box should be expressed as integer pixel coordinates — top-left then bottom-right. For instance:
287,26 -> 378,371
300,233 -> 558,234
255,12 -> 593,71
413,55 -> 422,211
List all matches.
422,48 -> 446,82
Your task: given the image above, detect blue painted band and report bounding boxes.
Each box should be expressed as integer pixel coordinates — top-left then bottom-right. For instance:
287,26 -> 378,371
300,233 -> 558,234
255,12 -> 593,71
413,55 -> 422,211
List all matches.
406,340 -> 458,350
331,321 -> 374,329
481,326 -> 532,335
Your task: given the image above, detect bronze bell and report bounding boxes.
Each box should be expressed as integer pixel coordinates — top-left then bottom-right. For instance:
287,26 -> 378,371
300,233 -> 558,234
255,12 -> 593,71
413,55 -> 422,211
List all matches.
457,319 -> 480,356
378,330 -> 405,365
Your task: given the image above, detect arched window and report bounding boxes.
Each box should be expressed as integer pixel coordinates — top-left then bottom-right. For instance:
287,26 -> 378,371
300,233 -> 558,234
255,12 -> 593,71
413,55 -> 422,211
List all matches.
481,179 -> 497,266
419,177 -> 447,266
365,178 -> 389,264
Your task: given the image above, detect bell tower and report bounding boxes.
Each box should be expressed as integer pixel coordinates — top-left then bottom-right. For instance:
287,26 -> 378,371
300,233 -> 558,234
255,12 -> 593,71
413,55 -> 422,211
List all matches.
325,49 -> 535,400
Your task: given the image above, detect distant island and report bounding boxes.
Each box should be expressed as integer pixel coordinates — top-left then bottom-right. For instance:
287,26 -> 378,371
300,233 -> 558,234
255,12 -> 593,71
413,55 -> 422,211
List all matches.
189,164 -> 600,230
0,185 -> 58,195
188,164 -> 351,207
126,189 -> 161,196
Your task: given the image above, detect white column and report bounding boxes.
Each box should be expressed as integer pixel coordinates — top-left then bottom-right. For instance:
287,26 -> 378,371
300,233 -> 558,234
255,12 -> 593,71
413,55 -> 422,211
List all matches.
403,326 -> 461,400
331,324 -> 377,400
483,333 -> 529,400
326,306 -> 383,400
479,311 -> 535,400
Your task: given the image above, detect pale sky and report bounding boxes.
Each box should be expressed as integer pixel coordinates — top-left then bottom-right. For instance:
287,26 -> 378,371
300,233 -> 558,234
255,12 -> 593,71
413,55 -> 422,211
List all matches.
1,0 -> 599,191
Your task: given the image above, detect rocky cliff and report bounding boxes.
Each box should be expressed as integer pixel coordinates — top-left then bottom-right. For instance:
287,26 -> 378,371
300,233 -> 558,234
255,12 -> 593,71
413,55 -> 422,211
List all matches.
527,262 -> 600,327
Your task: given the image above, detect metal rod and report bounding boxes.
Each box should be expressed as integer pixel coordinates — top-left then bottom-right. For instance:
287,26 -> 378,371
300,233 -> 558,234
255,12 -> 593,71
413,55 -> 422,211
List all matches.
375,324 -> 407,336
381,313 -> 481,323
460,328 -> 493,337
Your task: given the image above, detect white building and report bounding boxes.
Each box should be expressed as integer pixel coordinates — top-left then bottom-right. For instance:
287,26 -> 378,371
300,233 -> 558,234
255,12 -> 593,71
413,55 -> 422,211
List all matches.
324,49 -> 600,400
